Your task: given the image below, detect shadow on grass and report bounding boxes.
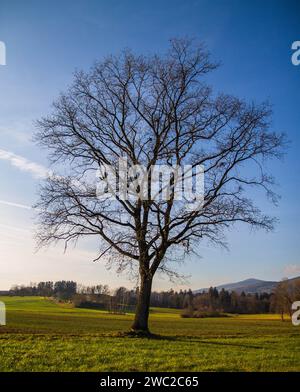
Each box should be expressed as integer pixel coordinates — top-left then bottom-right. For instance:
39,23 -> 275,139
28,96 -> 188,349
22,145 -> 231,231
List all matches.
0,327 -> 264,350
114,331 -> 263,350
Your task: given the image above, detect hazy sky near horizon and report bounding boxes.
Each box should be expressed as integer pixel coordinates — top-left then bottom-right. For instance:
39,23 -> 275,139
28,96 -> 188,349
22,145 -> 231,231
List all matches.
0,0 -> 300,291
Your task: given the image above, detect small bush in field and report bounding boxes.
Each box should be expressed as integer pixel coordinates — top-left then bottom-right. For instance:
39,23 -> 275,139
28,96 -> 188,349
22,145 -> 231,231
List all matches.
181,310 -> 229,318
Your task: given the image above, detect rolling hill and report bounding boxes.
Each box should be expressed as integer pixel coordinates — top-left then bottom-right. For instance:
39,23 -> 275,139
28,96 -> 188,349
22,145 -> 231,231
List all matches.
196,276 -> 300,294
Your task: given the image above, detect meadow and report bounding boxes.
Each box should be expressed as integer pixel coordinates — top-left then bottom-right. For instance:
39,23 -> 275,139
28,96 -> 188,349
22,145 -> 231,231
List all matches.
0,296 -> 299,372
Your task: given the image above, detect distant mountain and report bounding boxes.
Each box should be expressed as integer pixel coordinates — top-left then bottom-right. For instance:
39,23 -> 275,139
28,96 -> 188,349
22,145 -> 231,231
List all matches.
195,276 -> 300,294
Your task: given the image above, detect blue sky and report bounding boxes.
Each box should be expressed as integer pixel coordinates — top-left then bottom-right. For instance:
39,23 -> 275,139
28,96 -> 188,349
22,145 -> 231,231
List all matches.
0,0 -> 299,290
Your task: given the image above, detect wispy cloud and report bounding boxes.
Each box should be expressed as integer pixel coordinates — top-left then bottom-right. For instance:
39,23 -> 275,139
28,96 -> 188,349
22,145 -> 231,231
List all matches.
0,148 -> 49,179
283,264 -> 300,277
0,199 -> 32,210
0,123 -> 32,145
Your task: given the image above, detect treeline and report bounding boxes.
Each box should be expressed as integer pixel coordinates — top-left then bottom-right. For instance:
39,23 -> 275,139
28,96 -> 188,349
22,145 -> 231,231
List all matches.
8,278 -> 300,316
10,281 -> 77,300
183,288 -> 272,317
9,281 -> 193,311
184,279 -> 300,318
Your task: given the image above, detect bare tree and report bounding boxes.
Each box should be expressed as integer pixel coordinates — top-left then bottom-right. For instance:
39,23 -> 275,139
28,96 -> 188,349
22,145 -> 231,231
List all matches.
35,39 -> 284,334
272,278 -> 300,320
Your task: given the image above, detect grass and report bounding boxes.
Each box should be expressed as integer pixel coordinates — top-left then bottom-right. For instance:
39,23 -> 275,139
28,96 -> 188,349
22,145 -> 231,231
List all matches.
0,296 -> 299,371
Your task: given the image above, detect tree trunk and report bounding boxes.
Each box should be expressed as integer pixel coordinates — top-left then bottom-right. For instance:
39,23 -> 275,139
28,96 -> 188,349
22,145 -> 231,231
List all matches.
131,272 -> 153,333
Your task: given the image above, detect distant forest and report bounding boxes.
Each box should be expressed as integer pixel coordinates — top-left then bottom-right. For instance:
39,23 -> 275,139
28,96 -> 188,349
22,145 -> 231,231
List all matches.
4,277 -> 300,318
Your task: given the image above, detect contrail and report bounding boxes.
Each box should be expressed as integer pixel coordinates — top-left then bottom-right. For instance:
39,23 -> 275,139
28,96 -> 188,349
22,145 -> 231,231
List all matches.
0,199 -> 32,210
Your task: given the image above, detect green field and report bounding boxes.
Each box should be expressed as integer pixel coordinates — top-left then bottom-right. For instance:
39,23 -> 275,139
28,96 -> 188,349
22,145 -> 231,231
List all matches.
0,296 -> 299,372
